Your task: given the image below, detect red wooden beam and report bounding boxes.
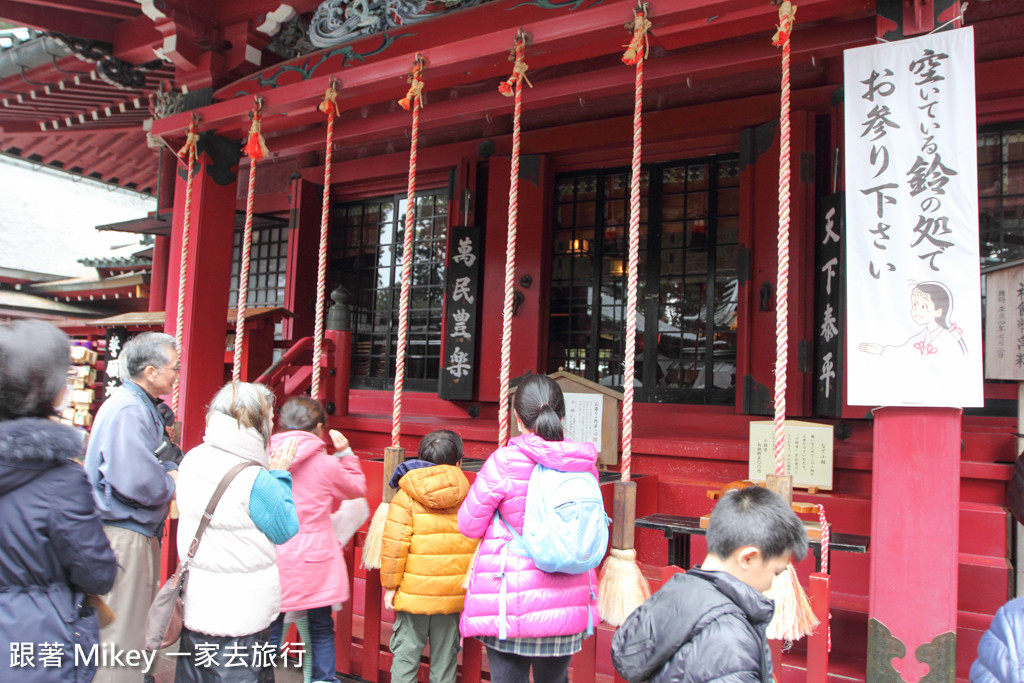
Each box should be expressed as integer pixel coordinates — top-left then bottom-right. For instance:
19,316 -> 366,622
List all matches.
112,13 -> 166,64
251,10 -> 864,162
155,0 -> 858,141
0,0 -> 124,36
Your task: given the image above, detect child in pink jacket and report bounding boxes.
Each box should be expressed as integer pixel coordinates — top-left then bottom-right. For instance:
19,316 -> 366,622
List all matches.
458,374 -> 600,683
268,396 -> 367,683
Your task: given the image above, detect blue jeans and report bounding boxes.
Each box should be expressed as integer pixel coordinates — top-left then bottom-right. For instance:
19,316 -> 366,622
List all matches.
270,606 -> 337,683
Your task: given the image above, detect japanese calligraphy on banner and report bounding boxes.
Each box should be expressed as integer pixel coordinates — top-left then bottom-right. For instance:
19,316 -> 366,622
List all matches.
439,226 -> 481,400
814,194 -> 844,416
102,327 -> 129,398
983,264 -> 1024,381
843,27 -> 983,407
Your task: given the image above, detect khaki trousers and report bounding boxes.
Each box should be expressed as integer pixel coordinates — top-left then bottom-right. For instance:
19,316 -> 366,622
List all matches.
92,525 -> 161,683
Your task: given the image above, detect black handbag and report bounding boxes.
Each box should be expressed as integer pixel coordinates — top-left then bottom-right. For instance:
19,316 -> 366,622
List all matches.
144,461 -> 258,651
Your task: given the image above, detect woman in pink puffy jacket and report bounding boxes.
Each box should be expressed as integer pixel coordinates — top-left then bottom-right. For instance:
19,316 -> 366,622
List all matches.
268,396 -> 367,683
458,374 -> 600,683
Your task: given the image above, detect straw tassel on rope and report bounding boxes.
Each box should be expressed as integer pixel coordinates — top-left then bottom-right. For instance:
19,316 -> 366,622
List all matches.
171,112 -> 200,414
766,562 -> 819,642
621,9 -> 652,65
364,58 -> 425,570
398,55 -> 425,111
498,36 -> 532,97
598,5 -> 653,627
497,31 -> 528,448
234,97 -> 266,382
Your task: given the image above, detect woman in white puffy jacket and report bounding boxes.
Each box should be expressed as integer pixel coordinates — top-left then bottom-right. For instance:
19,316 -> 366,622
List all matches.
174,382 -> 299,683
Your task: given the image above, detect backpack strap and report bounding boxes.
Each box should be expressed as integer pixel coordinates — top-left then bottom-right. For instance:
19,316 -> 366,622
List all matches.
492,510 -> 516,641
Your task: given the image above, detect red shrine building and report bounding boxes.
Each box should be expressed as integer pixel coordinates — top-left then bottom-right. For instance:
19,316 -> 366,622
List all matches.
2,1 -> 1024,680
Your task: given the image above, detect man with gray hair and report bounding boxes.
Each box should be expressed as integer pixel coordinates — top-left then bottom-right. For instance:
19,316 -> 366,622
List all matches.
85,331 -> 180,683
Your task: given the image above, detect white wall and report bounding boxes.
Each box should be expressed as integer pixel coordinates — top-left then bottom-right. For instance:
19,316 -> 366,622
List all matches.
0,156 -> 157,279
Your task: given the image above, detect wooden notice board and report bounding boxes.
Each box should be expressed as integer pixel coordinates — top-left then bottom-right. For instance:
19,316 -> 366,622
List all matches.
748,420 -> 834,490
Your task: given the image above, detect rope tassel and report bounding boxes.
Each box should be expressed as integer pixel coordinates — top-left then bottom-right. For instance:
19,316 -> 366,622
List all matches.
398,55 -> 426,111
766,563 -> 819,642
243,107 -> 269,162
622,9 -> 652,65
772,0 -> 798,47
498,36 -> 532,97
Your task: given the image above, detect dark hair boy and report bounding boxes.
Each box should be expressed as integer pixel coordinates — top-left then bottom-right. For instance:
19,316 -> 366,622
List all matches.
611,486 -> 809,683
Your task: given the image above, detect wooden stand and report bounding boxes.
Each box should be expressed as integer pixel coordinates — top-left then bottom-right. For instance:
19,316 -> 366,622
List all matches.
382,445 -> 405,502
611,480 -> 637,551
699,477 -> 826,540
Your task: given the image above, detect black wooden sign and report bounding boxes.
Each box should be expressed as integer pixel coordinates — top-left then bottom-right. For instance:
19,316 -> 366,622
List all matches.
814,193 -> 844,416
439,225 -> 482,400
102,326 -> 129,398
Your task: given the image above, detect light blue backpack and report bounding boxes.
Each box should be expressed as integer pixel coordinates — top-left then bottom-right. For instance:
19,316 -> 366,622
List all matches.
500,463 -> 610,574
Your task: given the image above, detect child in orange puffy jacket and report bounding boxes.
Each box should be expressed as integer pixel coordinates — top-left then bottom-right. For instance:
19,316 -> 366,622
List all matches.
380,430 -> 478,683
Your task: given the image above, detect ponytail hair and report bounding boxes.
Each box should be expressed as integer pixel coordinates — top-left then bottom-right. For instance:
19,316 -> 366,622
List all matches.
513,374 -> 565,442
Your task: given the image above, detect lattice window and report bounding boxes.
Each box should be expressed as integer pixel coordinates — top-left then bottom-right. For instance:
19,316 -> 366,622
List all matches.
330,189 -> 449,390
979,124 -> 1024,267
548,155 -> 739,404
229,225 -> 288,308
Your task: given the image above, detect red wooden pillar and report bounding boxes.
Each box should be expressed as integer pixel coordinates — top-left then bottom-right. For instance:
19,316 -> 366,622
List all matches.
283,177 -> 323,342
164,132 -> 240,450
149,235 -> 170,313
867,407 -> 960,681
239,316 -> 275,381
736,113 -> 816,417
478,154 -> 550,401
149,148 -> 177,312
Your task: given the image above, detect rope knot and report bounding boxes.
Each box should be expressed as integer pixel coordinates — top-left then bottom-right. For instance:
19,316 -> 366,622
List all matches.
772,1 -> 797,46
319,81 -> 340,118
499,37 -> 531,97
622,10 -> 652,65
176,115 -> 199,159
243,99 -> 269,162
398,56 -> 426,111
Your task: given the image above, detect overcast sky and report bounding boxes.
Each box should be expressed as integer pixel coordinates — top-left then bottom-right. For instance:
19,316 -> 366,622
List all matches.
0,156 -> 156,279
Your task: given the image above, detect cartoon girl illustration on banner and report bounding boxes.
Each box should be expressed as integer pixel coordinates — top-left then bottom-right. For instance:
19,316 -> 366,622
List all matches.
859,280 -> 967,358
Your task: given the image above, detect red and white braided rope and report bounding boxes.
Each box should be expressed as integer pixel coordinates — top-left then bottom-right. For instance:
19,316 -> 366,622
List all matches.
172,145 -> 195,413
772,11 -> 793,476
818,502 -> 831,650
497,38 -> 526,448
233,146 -> 258,382
392,62 -> 423,448
620,23 -> 646,482
312,107 -> 335,400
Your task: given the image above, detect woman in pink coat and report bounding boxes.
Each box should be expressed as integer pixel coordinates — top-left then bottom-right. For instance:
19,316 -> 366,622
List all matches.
268,396 -> 366,683
458,374 -> 600,683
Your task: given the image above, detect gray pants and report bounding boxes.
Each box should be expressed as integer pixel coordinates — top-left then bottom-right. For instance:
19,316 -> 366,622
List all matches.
389,611 -> 461,683
93,525 -> 161,683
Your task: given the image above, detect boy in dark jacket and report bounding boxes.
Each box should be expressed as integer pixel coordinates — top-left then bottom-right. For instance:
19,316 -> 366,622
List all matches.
611,486 -> 809,683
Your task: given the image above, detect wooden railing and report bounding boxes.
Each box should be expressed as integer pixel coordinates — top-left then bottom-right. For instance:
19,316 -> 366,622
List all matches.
318,462 -> 833,683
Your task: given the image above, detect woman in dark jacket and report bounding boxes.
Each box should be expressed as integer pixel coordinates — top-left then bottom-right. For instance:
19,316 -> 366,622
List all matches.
971,596 -> 1024,682
0,320 -> 118,683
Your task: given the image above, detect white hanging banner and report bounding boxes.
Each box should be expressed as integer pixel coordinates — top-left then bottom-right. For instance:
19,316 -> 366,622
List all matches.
843,27 -> 982,407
